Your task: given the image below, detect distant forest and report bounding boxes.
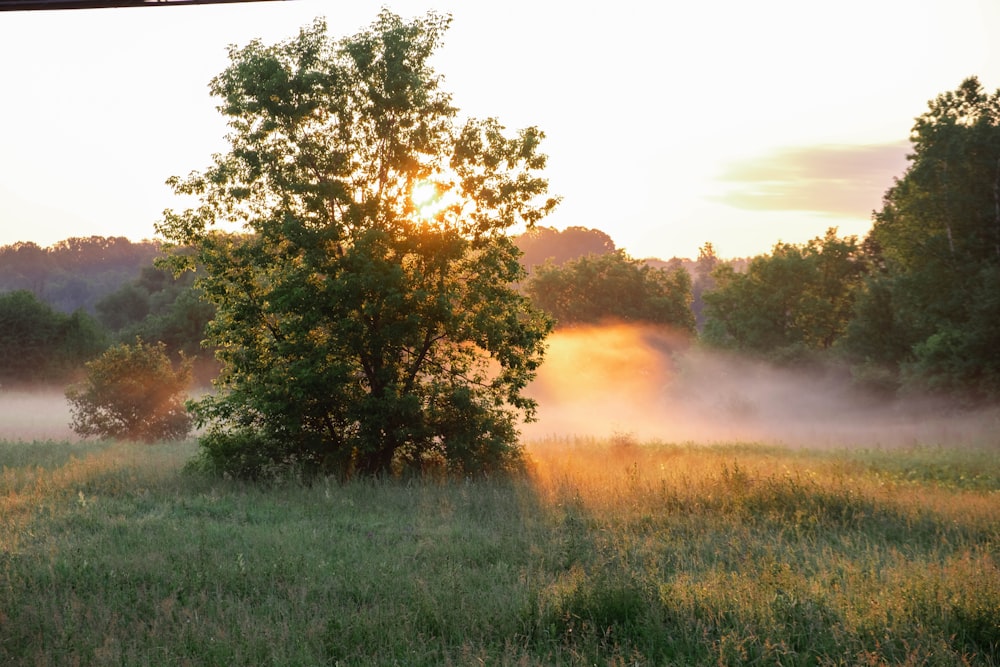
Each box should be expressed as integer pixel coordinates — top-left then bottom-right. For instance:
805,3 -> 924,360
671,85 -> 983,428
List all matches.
0,236 -> 161,314
0,228 -> 720,319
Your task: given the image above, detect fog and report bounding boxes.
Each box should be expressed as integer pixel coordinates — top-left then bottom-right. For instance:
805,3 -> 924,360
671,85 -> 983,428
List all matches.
525,323 -> 1000,449
0,389 -> 77,442
3,323 -> 997,448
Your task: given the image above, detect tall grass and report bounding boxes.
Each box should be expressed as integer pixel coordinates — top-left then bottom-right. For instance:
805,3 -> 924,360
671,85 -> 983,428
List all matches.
1,436 -> 998,665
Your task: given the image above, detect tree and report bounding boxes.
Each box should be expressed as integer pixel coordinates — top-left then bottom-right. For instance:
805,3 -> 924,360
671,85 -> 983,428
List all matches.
691,242 -> 719,329
524,250 -> 695,331
0,290 -> 106,385
846,77 -> 1000,399
0,290 -> 64,384
66,340 -> 192,442
96,282 -> 150,331
514,225 -> 616,272
97,265 -> 217,362
702,229 -> 864,361
59,310 -> 109,375
156,12 -> 557,478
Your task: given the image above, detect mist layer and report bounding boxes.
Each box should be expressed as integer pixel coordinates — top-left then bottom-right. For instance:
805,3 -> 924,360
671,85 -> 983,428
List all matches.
525,324 -> 1000,448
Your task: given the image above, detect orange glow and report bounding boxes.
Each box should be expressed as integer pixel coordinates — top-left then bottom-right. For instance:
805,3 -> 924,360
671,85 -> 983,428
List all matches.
530,324 -> 681,402
525,323 -> 689,440
411,180 -> 438,211
523,323 -> 1000,448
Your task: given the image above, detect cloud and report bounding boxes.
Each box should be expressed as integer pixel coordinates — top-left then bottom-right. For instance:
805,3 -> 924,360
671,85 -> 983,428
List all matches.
715,141 -> 911,218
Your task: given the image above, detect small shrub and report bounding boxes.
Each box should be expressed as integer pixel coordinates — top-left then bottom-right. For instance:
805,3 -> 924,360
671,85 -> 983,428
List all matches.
66,340 -> 192,442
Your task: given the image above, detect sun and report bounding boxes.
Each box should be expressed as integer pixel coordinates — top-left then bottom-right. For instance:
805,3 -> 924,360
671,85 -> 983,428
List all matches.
412,180 -> 439,215
410,178 -> 460,221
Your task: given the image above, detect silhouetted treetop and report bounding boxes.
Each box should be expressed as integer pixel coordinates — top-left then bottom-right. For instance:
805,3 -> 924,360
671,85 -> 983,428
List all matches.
515,226 -> 615,271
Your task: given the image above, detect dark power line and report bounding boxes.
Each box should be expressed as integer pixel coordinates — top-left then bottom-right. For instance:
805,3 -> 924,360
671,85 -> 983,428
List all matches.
0,0 -> 287,10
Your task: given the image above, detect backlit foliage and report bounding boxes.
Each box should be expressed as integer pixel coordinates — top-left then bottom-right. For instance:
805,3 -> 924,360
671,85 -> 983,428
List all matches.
157,12 -> 557,477
66,340 -> 192,442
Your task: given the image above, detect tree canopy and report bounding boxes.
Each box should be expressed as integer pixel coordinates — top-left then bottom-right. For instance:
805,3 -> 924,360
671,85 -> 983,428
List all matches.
525,250 -> 695,332
702,229 -> 864,362
96,266 -> 216,365
157,12 -> 557,478
844,77 -> 1000,399
0,290 -> 106,385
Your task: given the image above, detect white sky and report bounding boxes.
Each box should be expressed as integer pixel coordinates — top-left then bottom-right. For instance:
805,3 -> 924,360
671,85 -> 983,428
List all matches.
1,0 -> 998,259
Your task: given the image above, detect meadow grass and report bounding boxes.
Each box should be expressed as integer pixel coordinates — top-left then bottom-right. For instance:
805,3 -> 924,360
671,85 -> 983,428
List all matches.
1,436 -> 998,665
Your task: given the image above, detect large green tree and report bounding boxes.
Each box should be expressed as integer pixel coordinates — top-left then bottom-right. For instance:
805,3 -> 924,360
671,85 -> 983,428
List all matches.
157,13 -> 557,478
847,77 -> 1000,399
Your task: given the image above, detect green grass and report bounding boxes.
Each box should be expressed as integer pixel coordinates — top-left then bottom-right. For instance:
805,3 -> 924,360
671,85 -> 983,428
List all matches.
1,437 -> 998,665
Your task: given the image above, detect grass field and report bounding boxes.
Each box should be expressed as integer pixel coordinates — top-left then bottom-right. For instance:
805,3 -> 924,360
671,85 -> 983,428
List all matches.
1,436 -> 998,665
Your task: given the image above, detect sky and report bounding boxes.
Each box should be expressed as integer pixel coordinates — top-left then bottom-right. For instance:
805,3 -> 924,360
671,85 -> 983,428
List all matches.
0,0 -> 998,260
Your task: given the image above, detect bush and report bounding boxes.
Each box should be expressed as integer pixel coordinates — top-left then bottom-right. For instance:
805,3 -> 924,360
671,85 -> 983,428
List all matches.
189,428 -> 323,481
66,340 -> 192,442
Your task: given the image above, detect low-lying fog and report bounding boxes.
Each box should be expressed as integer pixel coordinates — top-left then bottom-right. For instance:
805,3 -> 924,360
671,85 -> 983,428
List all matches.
525,324 -> 1000,449
0,390 -> 77,442
2,323 -> 997,448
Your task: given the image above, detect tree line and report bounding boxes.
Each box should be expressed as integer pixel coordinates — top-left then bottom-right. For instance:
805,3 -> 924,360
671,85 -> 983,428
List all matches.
4,76 -> 998,401
0,236 -> 161,313
3,79 -> 998,404
0,259 -> 216,387
0,225 -> 689,388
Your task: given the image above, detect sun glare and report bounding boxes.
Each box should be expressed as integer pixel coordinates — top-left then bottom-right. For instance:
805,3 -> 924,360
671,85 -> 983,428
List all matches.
411,178 -> 461,221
